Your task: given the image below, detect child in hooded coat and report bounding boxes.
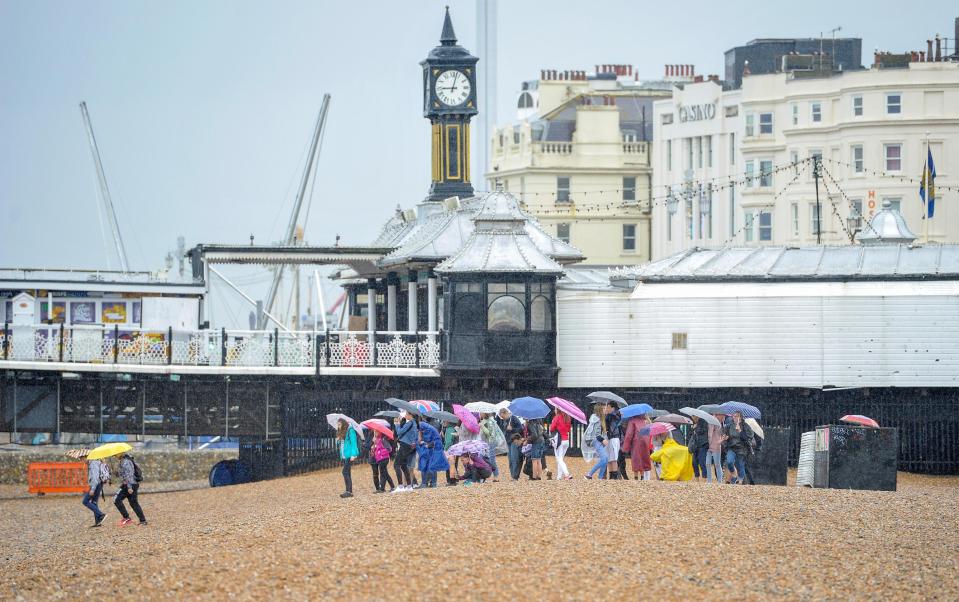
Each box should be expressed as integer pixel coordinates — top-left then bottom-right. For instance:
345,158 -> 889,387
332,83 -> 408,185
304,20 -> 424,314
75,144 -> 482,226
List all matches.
417,421 -> 450,488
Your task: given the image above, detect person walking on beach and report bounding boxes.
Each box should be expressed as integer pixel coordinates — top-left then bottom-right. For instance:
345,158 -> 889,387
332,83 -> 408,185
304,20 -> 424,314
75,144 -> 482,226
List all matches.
604,404 -> 623,480
337,419 -> 359,498
82,453 -> 109,527
394,411 -> 417,491
724,411 -> 750,484
582,405 -> 604,465
704,414 -> 724,483
687,416 -> 709,481
372,431 -> 395,493
621,415 -> 652,480
417,421 -> 449,488
525,418 -> 545,480
479,413 -> 503,482
584,430 -> 608,480
496,407 -> 523,480
113,453 -> 147,526
549,410 -> 572,480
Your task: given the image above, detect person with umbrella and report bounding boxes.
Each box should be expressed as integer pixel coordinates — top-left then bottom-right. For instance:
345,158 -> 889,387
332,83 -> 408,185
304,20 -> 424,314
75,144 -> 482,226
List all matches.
371,429 -> 396,493
604,404 -> 624,480
417,420 -> 449,488
583,427 -> 609,480
113,452 -> 147,526
479,412 -> 504,482
336,419 -> 360,498
393,410 -> 418,491
723,410 -> 752,484
549,409 -> 573,480
649,432 -> 694,481
524,417 -> 546,480
461,451 -> 493,484
686,416 -> 708,482
621,414 -> 653,480
81,450 -> 110,527
496,407 -> 524,480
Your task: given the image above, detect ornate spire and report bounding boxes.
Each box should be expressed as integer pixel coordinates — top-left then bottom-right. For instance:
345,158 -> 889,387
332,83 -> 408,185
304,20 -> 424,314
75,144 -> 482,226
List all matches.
440,6 -> 457,46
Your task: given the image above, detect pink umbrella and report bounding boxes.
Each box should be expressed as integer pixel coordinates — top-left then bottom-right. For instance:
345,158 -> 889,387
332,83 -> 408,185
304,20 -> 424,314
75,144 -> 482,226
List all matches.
840,415 -> 880,428
640,422 -> 675,437
546,396 -> 587,425
452,404 -> 480,434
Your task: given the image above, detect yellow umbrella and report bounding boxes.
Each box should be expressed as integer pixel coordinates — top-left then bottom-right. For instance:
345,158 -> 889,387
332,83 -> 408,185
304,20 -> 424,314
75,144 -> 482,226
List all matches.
65,448 -> 91,459
87,442 -> 133,460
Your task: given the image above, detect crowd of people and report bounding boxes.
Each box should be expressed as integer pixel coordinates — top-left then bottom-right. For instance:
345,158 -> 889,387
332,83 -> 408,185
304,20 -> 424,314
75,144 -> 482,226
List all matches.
333,398 -> 764,498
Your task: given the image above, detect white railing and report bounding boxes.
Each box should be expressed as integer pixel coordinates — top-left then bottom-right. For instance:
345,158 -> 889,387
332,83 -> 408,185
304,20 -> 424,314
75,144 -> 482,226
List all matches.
0,325 -> 441,370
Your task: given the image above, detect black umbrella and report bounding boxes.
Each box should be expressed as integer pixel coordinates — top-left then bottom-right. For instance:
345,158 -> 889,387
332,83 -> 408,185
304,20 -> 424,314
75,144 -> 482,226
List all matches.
425,410 -> 460,424
385,398 -> 421,416
374,410 -> 400,419
586,391 -> 627,408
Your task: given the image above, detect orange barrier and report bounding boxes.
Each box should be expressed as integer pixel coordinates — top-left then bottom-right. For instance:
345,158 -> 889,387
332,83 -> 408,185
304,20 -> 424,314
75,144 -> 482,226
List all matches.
27,462 -> 88,496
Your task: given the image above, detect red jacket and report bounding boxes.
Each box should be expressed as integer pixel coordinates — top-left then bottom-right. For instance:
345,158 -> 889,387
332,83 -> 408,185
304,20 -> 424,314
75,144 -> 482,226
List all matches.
621,417 -> 652,473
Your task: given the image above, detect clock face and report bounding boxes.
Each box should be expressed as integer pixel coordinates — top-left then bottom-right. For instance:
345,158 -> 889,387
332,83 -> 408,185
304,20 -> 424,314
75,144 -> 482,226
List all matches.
434,70 -> 471,106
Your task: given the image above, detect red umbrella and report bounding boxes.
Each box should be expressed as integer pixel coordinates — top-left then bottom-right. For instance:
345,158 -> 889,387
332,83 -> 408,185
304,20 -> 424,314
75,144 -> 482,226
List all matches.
640,422 -> 675,437
452,404 -> 480,433
361,418 -> 395,439
840,415 -> 880,428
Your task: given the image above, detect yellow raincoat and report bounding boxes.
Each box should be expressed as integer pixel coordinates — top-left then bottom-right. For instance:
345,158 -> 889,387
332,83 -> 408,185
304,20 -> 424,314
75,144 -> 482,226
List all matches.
650,437 -> 694,481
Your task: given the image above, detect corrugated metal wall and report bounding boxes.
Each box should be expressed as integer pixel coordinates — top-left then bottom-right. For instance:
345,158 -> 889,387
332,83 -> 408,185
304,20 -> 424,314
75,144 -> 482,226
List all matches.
558,288 -> 959,388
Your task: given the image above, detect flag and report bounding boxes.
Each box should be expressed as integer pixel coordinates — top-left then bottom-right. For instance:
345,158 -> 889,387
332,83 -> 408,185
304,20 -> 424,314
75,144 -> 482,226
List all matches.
919,147 -> 936,218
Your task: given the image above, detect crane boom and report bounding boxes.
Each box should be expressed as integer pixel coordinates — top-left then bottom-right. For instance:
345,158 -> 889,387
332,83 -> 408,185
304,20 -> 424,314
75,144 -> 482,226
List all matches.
259,94 -> 331,328
80,101 -> 130,272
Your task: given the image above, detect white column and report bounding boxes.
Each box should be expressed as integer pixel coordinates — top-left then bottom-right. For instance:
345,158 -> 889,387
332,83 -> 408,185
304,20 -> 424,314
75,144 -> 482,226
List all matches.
386,278 -> 397,332
366,279 -> 376,334
427,272 -> 437,333
407,271 -> 418,332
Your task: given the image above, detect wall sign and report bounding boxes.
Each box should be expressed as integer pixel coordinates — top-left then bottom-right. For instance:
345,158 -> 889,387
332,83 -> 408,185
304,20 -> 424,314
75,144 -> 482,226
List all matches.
678,102 -> 716,122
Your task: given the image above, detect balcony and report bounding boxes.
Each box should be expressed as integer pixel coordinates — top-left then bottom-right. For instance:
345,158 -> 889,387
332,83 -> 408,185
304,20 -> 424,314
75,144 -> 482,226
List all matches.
0,324 -> 440,376
491,140 -> 649,173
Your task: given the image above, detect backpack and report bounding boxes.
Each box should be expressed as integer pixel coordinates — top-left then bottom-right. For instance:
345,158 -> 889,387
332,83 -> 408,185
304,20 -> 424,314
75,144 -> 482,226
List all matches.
132,459 -> 143,483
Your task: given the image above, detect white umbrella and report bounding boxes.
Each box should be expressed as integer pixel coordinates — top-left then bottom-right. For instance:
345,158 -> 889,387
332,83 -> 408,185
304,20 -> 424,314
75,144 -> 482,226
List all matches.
587,391 -> 627,408
745,417 -> 764,439
465,401 -> 499,414
679,407 -> 721,427
494,400 -> 511,412
326,413 -> 364,436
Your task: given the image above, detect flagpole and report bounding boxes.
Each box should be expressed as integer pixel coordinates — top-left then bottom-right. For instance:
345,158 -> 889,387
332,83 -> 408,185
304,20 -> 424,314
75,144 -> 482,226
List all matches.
924,131 -> 930,244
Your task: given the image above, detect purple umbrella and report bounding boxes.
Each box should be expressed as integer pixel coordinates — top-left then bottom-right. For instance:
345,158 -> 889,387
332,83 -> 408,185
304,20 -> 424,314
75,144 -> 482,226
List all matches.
447,439 -> 489,456
452,404 -> 480,434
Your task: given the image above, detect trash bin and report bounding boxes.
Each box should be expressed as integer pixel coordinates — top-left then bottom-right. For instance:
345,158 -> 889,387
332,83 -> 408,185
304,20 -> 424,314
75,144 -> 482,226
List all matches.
748,426 -> 790,485
813,425 -> 897,491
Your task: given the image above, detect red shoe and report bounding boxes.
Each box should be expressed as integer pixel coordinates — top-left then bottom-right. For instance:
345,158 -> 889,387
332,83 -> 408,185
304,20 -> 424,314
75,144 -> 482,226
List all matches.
118,518 -> 133,527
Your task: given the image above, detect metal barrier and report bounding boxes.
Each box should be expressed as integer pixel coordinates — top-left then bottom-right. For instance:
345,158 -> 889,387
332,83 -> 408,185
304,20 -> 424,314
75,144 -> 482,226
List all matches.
27,462 -> 87,495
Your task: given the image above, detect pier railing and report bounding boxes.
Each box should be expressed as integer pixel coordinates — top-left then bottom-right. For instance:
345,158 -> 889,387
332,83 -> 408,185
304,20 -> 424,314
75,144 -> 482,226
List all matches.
0,324 -> 441,370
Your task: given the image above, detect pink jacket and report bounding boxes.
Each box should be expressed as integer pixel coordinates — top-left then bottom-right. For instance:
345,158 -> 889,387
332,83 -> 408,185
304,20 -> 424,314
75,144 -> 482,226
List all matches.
373,437 -> 392,462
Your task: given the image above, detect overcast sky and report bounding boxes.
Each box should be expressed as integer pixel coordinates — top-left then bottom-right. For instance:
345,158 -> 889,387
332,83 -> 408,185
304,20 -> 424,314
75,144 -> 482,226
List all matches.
1,0 -> 954,276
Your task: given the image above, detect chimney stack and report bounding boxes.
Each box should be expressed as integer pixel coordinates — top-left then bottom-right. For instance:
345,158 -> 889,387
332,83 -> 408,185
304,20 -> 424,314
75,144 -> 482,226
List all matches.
927,39 -> 934,61
935,34 -> 942,61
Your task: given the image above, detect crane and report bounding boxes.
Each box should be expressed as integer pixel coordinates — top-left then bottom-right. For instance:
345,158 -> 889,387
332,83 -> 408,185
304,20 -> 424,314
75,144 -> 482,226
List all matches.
258,94 -> 331,328
80,101 -> 130,272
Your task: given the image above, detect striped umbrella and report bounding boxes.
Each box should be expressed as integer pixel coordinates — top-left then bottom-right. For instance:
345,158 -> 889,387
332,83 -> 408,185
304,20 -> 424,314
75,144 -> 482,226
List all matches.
639,422 -> 675,437
410,400 -> 440,414
719,401 -> 762,419
447,439 -> 489,456
840,414 -> 879,428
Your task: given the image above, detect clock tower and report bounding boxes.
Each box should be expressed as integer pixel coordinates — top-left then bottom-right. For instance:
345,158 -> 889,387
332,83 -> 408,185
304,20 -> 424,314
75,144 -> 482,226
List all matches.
421,7 -> 479,202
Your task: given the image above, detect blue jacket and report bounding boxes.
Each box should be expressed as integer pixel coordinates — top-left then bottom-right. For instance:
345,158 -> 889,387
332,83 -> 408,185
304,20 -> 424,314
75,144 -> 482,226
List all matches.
340,428 -> 359,460
417,422 -> 450,472
397,419 -> 418,446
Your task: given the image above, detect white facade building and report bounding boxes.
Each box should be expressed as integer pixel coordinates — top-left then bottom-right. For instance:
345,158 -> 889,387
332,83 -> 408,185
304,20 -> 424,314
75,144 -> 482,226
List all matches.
653,59 -> 959,260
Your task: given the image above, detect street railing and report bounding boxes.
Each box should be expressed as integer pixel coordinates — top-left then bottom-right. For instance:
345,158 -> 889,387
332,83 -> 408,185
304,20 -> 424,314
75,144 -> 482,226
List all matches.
0,324 -> 441,370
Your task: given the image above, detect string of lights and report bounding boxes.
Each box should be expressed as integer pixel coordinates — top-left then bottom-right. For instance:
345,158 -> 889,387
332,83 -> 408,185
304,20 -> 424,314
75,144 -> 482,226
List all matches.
720,161 -> 810,247
817,165 -> 857,244
819,161 -> 884,241
820,156 -> 956,194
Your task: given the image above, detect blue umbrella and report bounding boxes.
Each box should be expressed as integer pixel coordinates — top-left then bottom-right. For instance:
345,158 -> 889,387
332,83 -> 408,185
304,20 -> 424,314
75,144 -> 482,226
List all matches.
509,396 -> 550,419
719,401 -> 761,419
621,403 -> 654,420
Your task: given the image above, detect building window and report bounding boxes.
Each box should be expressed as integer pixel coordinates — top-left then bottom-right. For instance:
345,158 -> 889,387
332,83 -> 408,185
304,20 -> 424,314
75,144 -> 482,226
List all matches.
745,113 -> 755,137
790,150 -> 799,175
686,138 -> 693,169
666,139 -> 672,171
517,92 -> 534,109
706,136 -> 713,167
729,184 -> 736,237
852,145 -> 864,173
791,203 -> 799,236
685,189 -> 694,239
884,197 -> 902,212
530,283 -> 553,331
487,283 -> 526,332
759,159 -> 773,187
696,137 -> 703,168
513,126 -> 521,144
884,144 -> 902,172
848,199 -> 863,232
662,113 -> 674,125
744,210 -> 754,242
853,95 -> 863,117
622,224 -> 637,251
758,211 -> 773,241
729,133 -> 736,165
811,102 -> 822,123
556,176 -> 570,202
791,103 -> 798,125
623,177 -> 636,202
810,150 -> 822,179
886,93 -> 901,115
671,332 -> 688,350
745,160 -> 755,188
556,223 -> 570,243
810,203 -> 821,237
759,112 -> 773,134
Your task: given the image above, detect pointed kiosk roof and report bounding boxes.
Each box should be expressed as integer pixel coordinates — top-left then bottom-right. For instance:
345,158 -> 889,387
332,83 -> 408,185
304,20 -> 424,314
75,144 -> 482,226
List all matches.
435,191 -> 565,275
439,5 -> 457,45
856,201 -> 918,245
